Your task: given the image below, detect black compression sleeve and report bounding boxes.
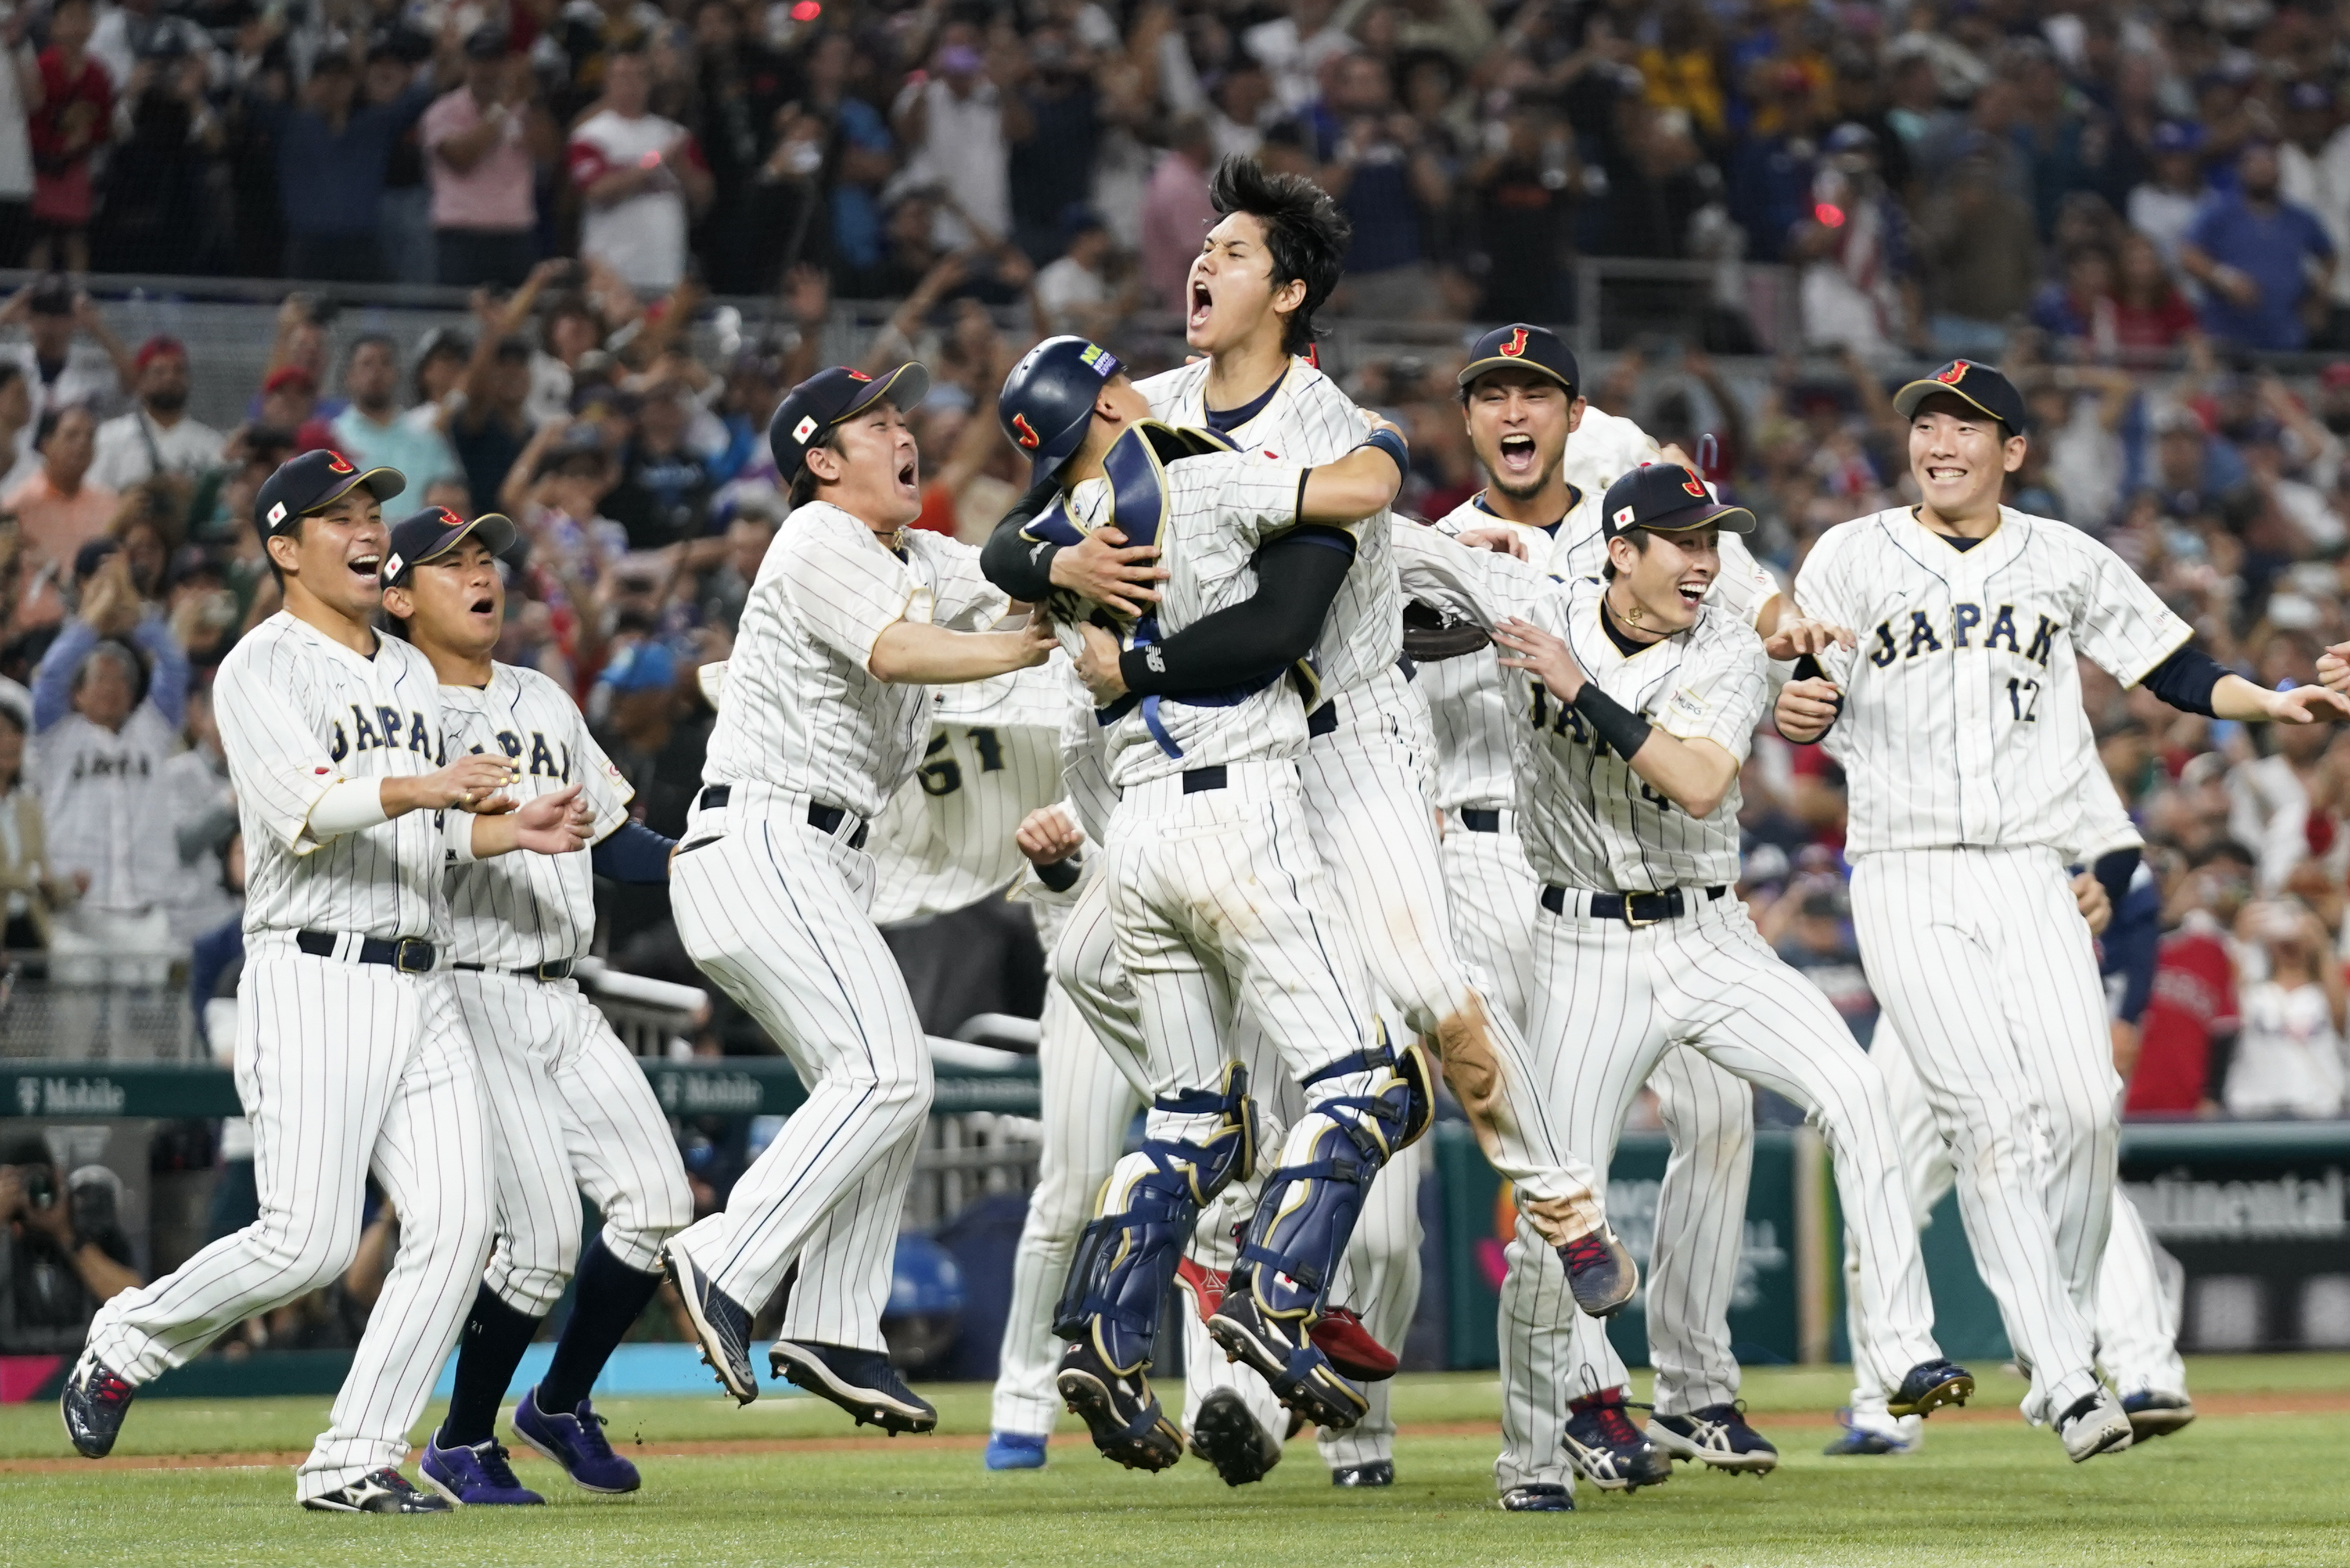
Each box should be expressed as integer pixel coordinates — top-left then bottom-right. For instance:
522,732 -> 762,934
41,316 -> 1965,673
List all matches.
979,472 -> 1067,600
2140,643 -> 2227,716
2093,847 -> 2142,909
1571,684 -> 1653,760
591,821 -> 676,883
1034,855 -> 1082,893
1117,527 -> 1357,696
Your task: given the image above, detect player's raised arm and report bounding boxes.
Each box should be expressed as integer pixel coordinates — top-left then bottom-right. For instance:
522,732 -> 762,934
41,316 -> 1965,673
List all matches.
1296,415 -> 1409,524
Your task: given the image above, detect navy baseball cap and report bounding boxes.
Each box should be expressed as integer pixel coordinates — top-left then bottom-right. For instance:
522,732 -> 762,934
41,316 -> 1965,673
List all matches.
1891,358 -> 2031,436
1456,323 -> 1579,395
1600,463 -> 1755,542
254,448 -> 404,535
380,506 -> 517,587
768,362 -> 930,484
997,335 -> 1124,480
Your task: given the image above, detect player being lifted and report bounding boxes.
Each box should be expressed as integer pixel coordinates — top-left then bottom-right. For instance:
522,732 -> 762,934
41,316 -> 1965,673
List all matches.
63,453 -> 592,1512
375,507 -> 695,1504
1775,361 -> 2348,1459
660,365 -> 1051,1426
990,333 -> 1446,1472
1400,465 -> 1978,1509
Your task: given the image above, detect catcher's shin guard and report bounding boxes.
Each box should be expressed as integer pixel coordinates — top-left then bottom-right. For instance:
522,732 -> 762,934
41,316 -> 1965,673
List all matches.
1051,1065 -> 1254,1371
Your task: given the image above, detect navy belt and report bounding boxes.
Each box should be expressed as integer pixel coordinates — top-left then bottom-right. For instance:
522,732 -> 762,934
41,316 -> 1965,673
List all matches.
1397,653 -> 1417,681
1458,807 -> 1503,833
1183,765 -> 1227,794
296,930 -> 436,972
1307,701 -> 1337,738
1539,884 -> 1727,927
699,785 -> 867,850
454,959 -> 576,981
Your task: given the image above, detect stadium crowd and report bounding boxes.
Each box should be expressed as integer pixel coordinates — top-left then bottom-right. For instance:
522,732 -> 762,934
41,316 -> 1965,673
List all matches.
8,0 -> 2350,1354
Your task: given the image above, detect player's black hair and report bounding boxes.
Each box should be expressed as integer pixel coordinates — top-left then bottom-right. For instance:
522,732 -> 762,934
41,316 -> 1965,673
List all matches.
1208,155 -> 1351,358
787,426 -> 848,509
1600,529 -> 1653,581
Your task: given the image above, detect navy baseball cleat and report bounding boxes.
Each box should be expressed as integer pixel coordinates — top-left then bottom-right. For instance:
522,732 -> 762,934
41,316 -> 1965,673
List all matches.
663,1243 -> 757,1405
1557,1225 -> 1639,1317
1823,1408 -> 1920,1455
59,1349 -> 135,1459
1888,1357 -> 1974,1418
1187,1387 -> 1280,1487
770,1340 -> 938,1433
420,1433 -> 544,1506
2122,1390 -> 2196,1440
1055,1337 -> 1184,1471
1562,1390 -> 1673,1491
1208,1283 -> 1369,1432
983,1430 -> 1048,1470
513,1386 -> 640,1493
1647,1402 -> 1779,1473
1332,1459 -> 1394,1487
1500,1483 -> 1575,1512
300,1468 -> 453,1513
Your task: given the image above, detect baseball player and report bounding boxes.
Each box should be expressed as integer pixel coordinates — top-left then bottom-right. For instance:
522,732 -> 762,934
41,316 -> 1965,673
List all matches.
1415,324 -> 1789,1495
372,506 -> 695,1504
1397,463 -> 1977,1511
989,333 -> 1443,1473
660,364 -> 1052,1427
1774,358 -> 2347,1459
62,451 -> 591,1512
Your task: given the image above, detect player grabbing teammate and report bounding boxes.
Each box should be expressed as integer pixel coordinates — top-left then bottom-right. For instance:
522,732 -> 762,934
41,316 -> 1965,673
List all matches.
1774,360 -> 2348,1459
375,506 -> 695,1504
993,333 -> 1442,1472
1400,464 -> 1977,1511
61,452 -> 592,1512
660,364 -> 1051,1425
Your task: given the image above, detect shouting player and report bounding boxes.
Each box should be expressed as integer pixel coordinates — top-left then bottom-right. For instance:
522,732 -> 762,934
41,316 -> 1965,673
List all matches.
62,452 -> 591,1512
1776,360 -> 2349,1459
660,365 -> 1051,1423
376,506 -> 695,1504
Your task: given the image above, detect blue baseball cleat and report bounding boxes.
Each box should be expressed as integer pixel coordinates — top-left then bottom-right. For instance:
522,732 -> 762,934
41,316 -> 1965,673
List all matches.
1648,1402 -> 1779,1474
1562,1391 -> 1673,1491
1823,1408 -> 1920,1456
770,1340 -> 938,1433
59,1350 -> 135,1459
513,1385 -> 641,1493
1500,1483 -> 1575,1512
983,1430 -> 1048,1470
1888,1357 -> 1974,1418
663,1242 -> 757,1405
1557,1225 -> 1639,1317
419,1433 -> 544,1506
2122,1390 -> 2196,1440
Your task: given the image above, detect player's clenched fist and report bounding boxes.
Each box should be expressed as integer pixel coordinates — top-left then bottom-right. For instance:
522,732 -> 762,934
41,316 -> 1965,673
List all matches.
1015,804 -> 1084,868
1774,677 -> 1841,743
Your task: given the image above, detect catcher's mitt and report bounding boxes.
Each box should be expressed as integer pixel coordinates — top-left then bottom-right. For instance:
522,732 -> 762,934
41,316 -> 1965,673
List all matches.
1401,599 -> 1492,660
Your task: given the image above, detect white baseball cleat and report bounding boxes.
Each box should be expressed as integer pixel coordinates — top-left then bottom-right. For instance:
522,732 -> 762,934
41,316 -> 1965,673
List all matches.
2056,1390 -> 2135,1462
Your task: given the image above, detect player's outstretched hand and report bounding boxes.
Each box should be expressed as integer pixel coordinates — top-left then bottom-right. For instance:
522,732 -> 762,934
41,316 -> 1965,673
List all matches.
2318,642 -> 2350,693
1775,677 -> 1841,743
1015,805 -> 1084,868
410,753 -> 523,812
512,784 -> 594,855
1016,614 -> 1057,667
1073,621 -> 1126,704
1763,618 -> 1856,661
1453,524 -> 1530,560
2263,684 -> 2350,725
1492,617 -> 1586,700
2071,870 -> 2112,937
1050,526 -> 1166,618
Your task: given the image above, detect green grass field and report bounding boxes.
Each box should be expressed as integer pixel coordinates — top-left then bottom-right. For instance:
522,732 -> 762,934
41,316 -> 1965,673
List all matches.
3,1356 -> 2345,1567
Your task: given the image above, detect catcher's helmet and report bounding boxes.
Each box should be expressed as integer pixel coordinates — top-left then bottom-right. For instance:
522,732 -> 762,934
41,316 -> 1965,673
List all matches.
997,335 -> 1123,480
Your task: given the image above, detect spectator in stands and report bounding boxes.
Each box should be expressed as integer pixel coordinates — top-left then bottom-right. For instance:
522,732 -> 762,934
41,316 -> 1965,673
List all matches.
2180,141 -> 2336,354
603,378 -> 713,551
422,28 -> 542,289
1030,206 -> 1123,339
1315,53 -> 1451,316
88,0 -> 214,92
2129,844 -> 2248,1116
0,691 -> 70,949
5,405 -> 117,624
2125,121 -> 2209,275
246,43 -> 437,283
95,35 -> 222,276
160,682 -> 235,945
28,0 -> 109,274
0,1140 -> 143,1354
1140,116 -> 1216,314
326,333 -> 457,514
687,0 -> 795,294
892,30 -> 1021,253
88,336 -> 222,494
2110,231 -> 2201,358
2226,899 -> 2349,1119
568,45 -> 709,291
1006,24 -> 1101,265
2279,81 -> 2350,349
1915,149 -> 2039,358
0,278 -> 130,449
445,312 -> 534,517
0,361 -> 32,493
0,8 -> 31,270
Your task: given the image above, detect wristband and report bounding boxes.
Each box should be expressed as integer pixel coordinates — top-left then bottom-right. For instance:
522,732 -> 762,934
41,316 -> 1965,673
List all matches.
1357,426 -> 1408,478
443,808 -> 479,864
1571,684 -> 1652,761
1035,855 -> 1081,893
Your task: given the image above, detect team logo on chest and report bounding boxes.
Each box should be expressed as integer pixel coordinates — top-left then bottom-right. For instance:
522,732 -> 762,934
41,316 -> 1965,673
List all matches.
1866,600 -> 2061,670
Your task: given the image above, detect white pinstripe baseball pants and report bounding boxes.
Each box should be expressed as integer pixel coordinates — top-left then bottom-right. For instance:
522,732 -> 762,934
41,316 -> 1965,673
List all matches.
86,938 -> 493,1501
668,808 -> 932,1346
1844,1017 -> 2185,1429
450,971 -> 694,1314
1442,821 -> 1755,1429
1849,846 -> 2116,1424
1497,889 -> 1942,1493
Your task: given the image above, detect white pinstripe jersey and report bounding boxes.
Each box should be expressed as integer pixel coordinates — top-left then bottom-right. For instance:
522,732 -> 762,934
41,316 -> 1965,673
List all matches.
31,707 -> 181,911
1138,357 -> 1399,696
867,660 -> 1070,924
1057,658 -> 1117,845
1062,433 -> 1327,787
1417,411 -> 1778,814
439,663 -> 635,967
701,501 -> 1010,822
213,612 -> 455,940
1796,506 -> 2190,857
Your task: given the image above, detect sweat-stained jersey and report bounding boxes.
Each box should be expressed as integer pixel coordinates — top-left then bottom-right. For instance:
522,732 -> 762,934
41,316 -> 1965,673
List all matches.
700,500 -> 1011,822
439,662 -> 635,968
1794,506 -> 2191,857
213,613 -> 455,940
